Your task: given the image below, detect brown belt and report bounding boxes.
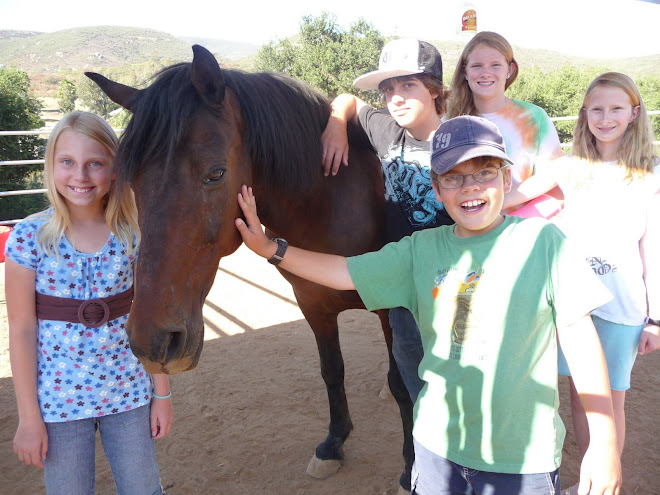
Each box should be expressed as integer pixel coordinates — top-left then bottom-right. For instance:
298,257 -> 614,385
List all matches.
35,287 -> 134,328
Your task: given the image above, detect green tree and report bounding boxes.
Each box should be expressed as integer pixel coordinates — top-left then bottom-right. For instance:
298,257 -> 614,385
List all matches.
57,78 -> 77,114
636,75 -> 660,142
506,65 -> 605,145
0,67 -> 47,222
255,13 -> 387,107
506,67 -> 660,150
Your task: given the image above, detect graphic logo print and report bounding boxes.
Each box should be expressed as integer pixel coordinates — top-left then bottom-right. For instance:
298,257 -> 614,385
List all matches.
433,132 -> 452,150
432,268 -> 484,346
383,156 -> 444,228
452,270 -> 483,345
588,257 -> 617,276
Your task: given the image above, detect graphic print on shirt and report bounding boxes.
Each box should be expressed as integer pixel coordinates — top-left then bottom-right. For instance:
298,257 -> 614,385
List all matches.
433,267 -> 485,360
588,257 -> 618,276
382,143 -> 446,230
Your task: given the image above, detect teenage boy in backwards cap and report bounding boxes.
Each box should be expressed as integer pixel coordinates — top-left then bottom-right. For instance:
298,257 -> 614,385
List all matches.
321,38 -> 454,402
237,116 -> 621,495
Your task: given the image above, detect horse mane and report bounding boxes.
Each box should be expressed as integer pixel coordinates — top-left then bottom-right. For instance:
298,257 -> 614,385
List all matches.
116,62 -> 339,194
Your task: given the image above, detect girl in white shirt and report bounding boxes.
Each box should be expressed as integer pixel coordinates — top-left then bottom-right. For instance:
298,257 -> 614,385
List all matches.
504,72 -> 659,494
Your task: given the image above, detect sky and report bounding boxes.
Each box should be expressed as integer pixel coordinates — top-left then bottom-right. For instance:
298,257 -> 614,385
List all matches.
1,0 -> 659,59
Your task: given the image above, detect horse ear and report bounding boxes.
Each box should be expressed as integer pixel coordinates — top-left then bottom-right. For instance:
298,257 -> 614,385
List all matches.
191,45 -> 226,109
85,72 -> 140,112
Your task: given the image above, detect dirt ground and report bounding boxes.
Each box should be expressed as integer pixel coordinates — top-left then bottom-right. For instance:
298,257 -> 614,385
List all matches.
1,246 -> 658,494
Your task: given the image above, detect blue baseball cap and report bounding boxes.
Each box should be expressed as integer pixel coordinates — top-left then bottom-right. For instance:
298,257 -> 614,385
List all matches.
431,116 -> 513,175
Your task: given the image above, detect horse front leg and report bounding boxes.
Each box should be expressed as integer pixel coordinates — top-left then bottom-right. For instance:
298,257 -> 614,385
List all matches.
299,306 -> 353,479
376,309 -> 415,494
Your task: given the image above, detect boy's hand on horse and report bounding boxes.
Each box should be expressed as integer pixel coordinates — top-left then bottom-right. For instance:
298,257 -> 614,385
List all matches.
321,116 -> 350,177
235,185 -> 354,291
235,185 -> 278,260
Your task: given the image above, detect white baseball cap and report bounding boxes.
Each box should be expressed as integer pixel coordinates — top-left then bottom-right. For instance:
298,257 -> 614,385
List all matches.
353,38 -> 444,90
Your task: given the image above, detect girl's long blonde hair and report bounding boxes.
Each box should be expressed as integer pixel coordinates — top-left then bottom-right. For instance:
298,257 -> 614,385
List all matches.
447,31 -> 519,119
573,72 -> 657,177
31,111 -> 140,256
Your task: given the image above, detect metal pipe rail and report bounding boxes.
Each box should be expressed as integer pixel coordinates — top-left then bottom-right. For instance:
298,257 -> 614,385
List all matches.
1,113 -> 659,225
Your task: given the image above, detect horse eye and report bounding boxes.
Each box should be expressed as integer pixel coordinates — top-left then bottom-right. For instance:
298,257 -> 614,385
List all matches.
203,167 -> 225,185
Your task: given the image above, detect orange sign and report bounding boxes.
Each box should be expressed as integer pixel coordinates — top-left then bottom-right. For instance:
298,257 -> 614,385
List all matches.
462,9 -> 477,32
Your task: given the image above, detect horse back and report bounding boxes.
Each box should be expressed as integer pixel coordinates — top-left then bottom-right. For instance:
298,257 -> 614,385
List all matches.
278,119 -> 385,260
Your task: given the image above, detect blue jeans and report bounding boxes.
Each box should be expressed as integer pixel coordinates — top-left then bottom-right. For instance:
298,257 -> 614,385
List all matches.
390,306 -> 425,403
411,439 -> 560,495
44,405 -> 163,495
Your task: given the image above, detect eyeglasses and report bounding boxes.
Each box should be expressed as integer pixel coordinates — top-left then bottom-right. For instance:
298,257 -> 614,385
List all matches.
435,165 -> 509,189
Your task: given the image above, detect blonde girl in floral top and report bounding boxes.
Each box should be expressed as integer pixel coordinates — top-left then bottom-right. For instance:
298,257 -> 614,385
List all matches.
5,111 -> 172,495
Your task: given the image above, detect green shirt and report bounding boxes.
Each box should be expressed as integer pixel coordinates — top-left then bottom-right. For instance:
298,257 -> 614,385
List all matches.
347,216 -> 611,473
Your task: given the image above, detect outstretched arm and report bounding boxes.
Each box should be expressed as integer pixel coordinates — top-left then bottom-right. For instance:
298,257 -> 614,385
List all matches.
235,185 -> 355,290
321,94 -> 369,177
503,169 -> 558,210
557,315 -> 621,495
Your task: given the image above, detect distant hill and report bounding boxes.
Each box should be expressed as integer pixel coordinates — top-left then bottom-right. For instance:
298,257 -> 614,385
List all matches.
427,40 -> 660,78
0,26 -> 260,75
0,30 -> 43,40
1,26 -> 658,99
2,26 -> 659,76
179,37 -> 259,64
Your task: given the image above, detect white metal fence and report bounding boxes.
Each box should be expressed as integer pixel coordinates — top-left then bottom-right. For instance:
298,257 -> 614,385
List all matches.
2,112 -> 659,226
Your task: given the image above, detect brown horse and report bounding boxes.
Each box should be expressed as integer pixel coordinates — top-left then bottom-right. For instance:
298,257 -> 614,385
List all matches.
87,45 -> 413,493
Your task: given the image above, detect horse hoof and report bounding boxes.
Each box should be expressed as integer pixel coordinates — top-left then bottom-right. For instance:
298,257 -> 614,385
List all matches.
306,454 -> 341,479
397,486 -> 411,495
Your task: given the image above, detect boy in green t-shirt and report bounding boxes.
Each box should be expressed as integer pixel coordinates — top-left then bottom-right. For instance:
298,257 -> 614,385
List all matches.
234,116 -> 621,494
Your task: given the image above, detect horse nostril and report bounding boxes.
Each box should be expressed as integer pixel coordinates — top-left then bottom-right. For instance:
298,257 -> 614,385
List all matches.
165,331 -> 185,363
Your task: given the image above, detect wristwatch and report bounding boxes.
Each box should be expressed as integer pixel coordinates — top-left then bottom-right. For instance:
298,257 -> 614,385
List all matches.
267,237 -> 288,265
647,317 -> 660,327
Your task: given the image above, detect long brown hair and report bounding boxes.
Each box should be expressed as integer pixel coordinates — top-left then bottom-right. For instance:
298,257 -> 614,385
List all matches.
447,32 -> 518,118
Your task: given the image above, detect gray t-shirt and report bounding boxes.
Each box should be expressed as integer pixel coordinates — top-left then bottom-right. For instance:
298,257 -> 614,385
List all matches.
358,106 -> 453,243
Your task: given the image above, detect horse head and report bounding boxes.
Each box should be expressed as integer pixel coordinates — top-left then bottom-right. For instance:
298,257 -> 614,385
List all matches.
87,45 -> 252,373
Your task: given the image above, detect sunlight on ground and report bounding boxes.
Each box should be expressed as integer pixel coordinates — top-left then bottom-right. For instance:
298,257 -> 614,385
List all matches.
202,245 -> 303,339
0,245 -> 304,378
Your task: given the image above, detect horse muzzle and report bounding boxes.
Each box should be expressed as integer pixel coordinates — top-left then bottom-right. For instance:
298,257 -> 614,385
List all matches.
126,318 -> 204,375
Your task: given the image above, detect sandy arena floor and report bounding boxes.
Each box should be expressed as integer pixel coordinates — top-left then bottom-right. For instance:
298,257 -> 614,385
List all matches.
1,246 -> 658,494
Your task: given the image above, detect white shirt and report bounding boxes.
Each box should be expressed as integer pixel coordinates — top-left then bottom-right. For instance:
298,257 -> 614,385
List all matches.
551,158 -> 660,325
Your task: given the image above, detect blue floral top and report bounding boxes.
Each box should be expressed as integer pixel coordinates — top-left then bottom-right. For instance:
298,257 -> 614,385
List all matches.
5,213 -> 152,422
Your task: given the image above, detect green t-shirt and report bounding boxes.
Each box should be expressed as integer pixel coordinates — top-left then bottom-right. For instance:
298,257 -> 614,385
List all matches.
347,215 -> 611,474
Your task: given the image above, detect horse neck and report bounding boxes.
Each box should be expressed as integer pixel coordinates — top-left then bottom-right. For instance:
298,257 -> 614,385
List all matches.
253,181 -> 327,242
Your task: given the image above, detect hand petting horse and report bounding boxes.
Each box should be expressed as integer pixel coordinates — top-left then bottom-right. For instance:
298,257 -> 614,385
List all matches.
87,45 -> 414,494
